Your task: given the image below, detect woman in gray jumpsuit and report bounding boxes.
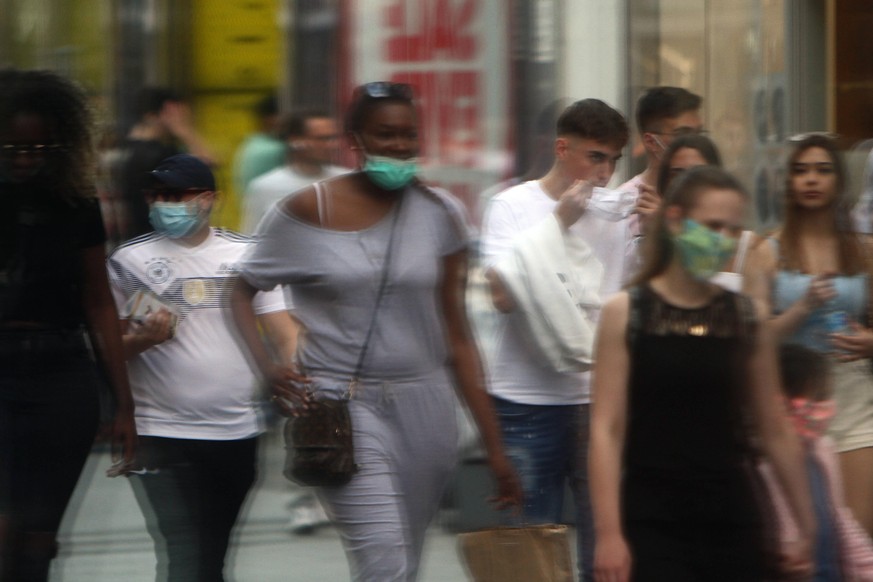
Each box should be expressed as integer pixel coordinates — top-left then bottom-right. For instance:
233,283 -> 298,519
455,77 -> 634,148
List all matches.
231,82 -> 521,582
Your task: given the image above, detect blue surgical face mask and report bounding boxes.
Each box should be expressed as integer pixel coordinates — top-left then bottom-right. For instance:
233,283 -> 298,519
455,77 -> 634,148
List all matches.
672,218 -> 737,280
362,154 -> 419,190
149,195 -> 209,239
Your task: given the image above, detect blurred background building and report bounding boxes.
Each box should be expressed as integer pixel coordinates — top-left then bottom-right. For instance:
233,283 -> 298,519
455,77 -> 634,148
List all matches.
0,0 -> 869,229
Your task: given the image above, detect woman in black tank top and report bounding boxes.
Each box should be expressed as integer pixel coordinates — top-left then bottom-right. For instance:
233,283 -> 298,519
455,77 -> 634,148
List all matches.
588,167 -> 814,581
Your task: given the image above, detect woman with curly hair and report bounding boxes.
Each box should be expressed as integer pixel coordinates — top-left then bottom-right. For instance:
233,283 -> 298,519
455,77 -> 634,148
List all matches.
0,69 -> 136,581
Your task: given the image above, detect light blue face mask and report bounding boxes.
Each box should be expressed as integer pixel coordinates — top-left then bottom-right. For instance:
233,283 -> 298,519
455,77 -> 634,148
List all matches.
149,197 -> 209,239
672,218 -> 737,280
362,154 -> 419,190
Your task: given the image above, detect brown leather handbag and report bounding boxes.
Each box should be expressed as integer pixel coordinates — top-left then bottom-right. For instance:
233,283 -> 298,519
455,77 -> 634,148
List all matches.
283,396 -> 357,487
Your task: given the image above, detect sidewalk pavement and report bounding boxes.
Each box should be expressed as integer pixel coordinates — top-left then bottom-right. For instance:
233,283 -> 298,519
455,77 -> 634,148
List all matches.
51,429 -> 473,581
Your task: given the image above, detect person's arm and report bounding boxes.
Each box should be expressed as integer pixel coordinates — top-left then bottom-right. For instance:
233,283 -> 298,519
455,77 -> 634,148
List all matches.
589,293 -> 632,582
257,308 -> 300,365
831,234 -> 873,361
440,248 -> 523,509
483,268 -> 515,313
81,245 -> 137,465
160,101 -> 217,166
480,196 -> 521,314
231,277 -> 309,416
742,238 -> 834,342
746,301 -> 815,578
480,182 -> 592,314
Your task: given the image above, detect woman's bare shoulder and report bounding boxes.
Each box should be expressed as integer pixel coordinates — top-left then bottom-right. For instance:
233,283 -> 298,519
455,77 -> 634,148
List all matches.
281,175 -> 360,227
281,185 -> 318,225
746,231 -> 778,268
601,291 -> 631,323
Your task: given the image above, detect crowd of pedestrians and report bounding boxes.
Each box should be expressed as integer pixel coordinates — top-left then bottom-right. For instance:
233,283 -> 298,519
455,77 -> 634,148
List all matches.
6,66 -> 873,582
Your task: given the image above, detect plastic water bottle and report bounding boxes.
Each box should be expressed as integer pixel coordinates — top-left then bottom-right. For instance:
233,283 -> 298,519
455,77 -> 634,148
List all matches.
823,308 -> 850,335
822,302 -> 852,353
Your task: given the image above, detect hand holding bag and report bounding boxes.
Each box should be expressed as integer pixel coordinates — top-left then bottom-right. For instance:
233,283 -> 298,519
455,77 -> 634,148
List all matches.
282,184 -> 402,487
457,524 -> 574,582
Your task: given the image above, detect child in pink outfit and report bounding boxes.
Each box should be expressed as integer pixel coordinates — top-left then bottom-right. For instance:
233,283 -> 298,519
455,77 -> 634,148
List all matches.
760,344 -> 873,581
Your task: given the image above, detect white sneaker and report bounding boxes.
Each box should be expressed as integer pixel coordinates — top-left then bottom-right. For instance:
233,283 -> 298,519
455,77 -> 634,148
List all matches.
287,497 -> 330,535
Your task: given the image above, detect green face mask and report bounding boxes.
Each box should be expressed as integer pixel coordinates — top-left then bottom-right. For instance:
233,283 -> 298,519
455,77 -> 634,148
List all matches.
362,154 -> 419,190
673,218 -> 737,280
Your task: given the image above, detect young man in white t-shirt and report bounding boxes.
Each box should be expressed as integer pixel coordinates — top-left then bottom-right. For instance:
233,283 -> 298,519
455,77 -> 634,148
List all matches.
480,99 -> 629,581
619,86 -> 704,230
108,154 -> 296,581
241,110 -> 348,234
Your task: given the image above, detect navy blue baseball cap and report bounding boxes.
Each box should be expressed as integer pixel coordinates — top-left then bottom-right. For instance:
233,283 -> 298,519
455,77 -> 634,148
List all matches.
149,154 -> 215,190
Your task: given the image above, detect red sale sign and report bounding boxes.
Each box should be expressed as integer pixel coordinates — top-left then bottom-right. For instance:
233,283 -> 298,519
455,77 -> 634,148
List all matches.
341,0 -> 512,223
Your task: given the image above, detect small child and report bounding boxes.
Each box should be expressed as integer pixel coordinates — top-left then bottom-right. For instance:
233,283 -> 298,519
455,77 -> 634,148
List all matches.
760,344 -> 873,581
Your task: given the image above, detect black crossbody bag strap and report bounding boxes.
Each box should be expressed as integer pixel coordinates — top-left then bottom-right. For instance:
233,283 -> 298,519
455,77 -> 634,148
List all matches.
345,194 -> 404,398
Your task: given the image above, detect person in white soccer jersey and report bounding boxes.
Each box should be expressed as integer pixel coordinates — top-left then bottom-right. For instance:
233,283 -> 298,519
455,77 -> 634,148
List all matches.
107,154 -> 296,582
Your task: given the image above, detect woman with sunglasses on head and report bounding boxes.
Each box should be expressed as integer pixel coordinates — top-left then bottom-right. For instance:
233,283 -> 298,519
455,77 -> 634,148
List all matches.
590,166 -> 814,581
745,133 -> 873,537
232,82 -> 522,581
0,69 -> 136,581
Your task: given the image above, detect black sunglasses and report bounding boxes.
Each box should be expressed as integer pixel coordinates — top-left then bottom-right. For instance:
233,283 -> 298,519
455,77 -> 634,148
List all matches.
354,82 -> 414,101
1,143 -> 65,156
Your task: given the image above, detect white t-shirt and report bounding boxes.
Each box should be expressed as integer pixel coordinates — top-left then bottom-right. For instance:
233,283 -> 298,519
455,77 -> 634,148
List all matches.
480,180 -> 636,405
108,228 -> 287,440
242,164 -> 348,234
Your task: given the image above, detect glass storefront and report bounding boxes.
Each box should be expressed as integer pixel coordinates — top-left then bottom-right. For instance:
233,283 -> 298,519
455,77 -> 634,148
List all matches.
626,0 -> 873,224
628,0 -> 817,227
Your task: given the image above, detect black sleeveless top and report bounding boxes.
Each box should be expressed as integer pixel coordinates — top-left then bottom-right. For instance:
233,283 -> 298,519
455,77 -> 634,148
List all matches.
622,284 -> 761,525
0,184 -> 106,330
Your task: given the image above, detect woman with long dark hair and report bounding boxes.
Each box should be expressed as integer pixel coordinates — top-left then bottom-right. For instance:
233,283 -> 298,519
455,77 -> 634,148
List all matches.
590,166 -> 813,581
0,69 -> 136,581
745,133 -> 873,537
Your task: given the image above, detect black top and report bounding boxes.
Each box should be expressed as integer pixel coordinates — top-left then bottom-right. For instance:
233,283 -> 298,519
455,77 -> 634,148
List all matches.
0,184 -> 107,330
622,284 -> 760,524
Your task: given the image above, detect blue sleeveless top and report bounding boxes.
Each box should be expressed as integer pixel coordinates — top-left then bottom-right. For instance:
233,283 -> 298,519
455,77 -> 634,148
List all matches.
770,240 -> 868,353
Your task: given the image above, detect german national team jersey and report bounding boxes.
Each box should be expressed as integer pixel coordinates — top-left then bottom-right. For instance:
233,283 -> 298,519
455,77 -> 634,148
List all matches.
108,228 -> 286,440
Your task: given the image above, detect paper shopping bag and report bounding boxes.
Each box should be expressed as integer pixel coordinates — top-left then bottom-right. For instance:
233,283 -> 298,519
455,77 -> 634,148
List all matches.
458,524 -> 573,582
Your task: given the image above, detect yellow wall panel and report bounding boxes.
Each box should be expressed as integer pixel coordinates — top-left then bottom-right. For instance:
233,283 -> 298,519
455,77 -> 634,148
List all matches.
188,0 -> 283,229
68,0 -> 111,91
194,92 -> 276,230
190,0 -> 282,89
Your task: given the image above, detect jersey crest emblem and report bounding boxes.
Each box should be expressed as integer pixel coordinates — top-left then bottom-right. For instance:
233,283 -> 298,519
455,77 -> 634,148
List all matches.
146,261 -> 171,284
183,279 -> 207,305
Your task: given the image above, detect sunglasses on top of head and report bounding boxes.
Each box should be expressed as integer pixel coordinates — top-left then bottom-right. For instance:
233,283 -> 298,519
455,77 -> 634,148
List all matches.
354,82 -> 415,101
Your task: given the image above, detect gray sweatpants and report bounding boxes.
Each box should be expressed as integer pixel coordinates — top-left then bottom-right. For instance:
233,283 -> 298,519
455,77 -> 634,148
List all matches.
315,375 -> 459,582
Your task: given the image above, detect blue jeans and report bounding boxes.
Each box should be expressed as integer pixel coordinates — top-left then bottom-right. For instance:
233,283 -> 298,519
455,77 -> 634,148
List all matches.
492,397 -> 592,581
129,436 -> 258,582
